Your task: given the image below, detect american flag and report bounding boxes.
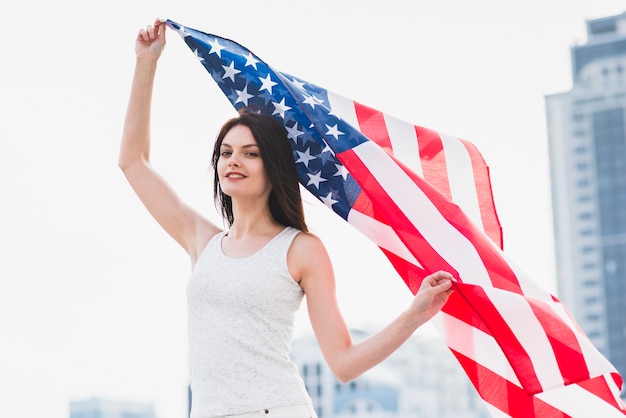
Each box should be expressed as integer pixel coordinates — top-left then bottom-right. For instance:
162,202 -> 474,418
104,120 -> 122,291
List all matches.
165,20 -> 626,417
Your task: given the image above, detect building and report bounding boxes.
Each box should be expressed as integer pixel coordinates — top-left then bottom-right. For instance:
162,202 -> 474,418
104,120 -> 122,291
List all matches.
69,397 -> 156,418
291,329 -> 489,418
545,11 -> 626,388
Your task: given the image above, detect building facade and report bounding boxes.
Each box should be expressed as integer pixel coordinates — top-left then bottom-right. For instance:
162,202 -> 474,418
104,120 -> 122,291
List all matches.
69,397 -> 156,418
545,11 -> 626,387
291,330 -> 489,418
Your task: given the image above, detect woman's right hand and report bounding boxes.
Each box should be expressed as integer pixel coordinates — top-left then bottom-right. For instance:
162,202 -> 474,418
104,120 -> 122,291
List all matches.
135,19 -> 166,61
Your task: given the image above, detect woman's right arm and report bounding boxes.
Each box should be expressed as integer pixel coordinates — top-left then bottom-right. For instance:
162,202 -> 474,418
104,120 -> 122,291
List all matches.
118,20 -> 220,262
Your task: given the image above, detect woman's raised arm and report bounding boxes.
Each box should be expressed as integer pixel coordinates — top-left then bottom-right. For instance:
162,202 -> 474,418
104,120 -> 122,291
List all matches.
119,20 -> 219,263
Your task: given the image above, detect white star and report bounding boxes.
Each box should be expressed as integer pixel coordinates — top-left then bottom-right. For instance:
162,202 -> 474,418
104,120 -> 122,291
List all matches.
193,49 -> 204,62
272,98 -> 291,119
244,53 -> 259,69
235,85 -> 254,106
322,144 -> 334,155
207,38 -> 225,57
259,74 -> 277,93
325,124 -> 344,140
289,78 -> 306,90
306,171 -> 327,189
334,164 -> 349,180
295,148 -> 316,167
285,123 -> 304,142
172,23 -> 189,37
221,61 -> 241,82
319,191 -> 338,208
303,94 -> 324,109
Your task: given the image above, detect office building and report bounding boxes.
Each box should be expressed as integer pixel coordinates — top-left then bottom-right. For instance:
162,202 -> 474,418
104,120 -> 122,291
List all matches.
545,11 -> 626,385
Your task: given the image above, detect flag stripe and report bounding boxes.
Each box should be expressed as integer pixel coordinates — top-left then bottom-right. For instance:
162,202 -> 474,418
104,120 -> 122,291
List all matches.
461,138 -> 503,247
347,208 -> 422,268
535,377 -> 626,417
382,113 -> 424,177
439,131 -> 485,233
415,126 -> 453,199
435,311 -> 521,386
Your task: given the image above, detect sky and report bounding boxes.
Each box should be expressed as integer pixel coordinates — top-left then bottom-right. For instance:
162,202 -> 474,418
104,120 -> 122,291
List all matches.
1,1 -> 624,417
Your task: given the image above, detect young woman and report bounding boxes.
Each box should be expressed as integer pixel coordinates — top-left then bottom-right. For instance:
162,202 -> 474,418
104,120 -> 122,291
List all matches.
119,19 -> 454,418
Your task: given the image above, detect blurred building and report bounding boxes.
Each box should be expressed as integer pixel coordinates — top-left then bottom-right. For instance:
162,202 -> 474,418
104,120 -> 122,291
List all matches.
545,11 -> 626,389
69,397 -> 156,418
291,329 -> 489,418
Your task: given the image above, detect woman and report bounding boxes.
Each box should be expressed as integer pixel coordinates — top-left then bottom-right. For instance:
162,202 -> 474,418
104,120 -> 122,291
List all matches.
119,19 -> 455,418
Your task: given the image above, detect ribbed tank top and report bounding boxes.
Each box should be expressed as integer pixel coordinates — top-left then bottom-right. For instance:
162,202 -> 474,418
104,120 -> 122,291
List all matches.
186,226 -> 312,417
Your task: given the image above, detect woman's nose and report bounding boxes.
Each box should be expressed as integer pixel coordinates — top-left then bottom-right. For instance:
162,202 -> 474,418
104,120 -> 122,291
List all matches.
228,153 -> 241,166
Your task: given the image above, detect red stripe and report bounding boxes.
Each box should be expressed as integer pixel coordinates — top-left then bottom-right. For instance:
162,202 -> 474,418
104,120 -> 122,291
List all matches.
453,350 -> 572,418
460,138 -> 503,248
378,248 -> 427,294
528,299 -> 590,385
452,282 -> 543,394
577,374 -> 626,413
414,126 -> 452,199
353,102 -> 393,151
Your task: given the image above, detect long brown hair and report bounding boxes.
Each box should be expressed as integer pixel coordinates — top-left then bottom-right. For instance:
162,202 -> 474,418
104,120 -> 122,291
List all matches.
211,108 -> 308,232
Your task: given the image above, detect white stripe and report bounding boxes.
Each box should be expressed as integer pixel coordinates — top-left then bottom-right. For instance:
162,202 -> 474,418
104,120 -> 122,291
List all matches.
439,132 -> 485,231
433,312 -> 521,386
383,114 -> 424,177
535,380 -> 626,417
347,209 -> 422,268
352,141 -> 493,287
326,91 -> 359,128
483,287 -> 565,389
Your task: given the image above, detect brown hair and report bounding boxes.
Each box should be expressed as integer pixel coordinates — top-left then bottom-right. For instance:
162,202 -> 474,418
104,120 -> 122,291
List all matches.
211,108 -> 308,232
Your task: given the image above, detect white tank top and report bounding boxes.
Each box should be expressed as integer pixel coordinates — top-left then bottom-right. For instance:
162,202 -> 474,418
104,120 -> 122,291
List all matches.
187,226 -> 312,417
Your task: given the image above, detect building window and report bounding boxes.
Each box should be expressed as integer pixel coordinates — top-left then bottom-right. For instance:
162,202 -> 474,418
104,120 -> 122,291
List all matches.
577,179 -> 590,188
581,246 -> 595,254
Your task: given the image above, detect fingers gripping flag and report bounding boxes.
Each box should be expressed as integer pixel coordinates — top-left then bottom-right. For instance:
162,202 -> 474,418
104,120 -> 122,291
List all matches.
165,20 -> 626,417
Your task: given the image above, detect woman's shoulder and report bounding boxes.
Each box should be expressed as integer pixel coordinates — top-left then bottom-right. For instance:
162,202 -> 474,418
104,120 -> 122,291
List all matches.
289,230 -> 330,262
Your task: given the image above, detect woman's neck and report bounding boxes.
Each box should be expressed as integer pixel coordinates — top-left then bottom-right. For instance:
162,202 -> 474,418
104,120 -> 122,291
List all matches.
227,201 -> 282,239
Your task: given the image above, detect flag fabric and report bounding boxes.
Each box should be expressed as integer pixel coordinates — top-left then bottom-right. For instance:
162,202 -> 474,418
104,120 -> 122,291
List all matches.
165,20 -> 626,417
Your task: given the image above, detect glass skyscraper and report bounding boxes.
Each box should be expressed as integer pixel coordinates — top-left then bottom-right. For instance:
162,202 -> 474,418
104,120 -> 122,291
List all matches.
545,11 -> 626,389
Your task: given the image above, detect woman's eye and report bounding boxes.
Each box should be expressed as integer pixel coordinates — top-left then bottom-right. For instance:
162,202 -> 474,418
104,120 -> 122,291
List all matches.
245,152 -> 258,157
220,151 -> 232,157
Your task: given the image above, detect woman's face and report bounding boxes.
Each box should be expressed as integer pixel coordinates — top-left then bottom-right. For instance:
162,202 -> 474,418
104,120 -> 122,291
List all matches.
217,124 -> 272,202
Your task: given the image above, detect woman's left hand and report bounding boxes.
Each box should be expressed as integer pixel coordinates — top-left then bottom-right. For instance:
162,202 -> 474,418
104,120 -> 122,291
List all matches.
409,270 -> 455,323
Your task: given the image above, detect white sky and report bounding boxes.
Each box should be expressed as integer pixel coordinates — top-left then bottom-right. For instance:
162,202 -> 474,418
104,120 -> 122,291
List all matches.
1,1 -> 624,417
